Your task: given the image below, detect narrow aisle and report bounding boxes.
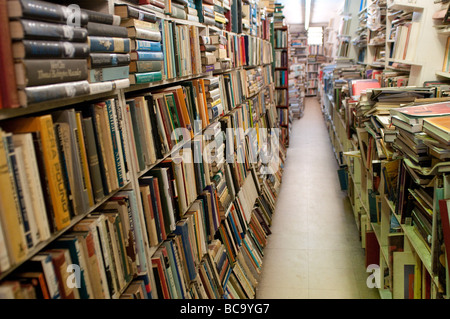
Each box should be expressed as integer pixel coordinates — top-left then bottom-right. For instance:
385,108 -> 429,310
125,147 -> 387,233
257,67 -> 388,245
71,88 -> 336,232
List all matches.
256,97 -> 380,299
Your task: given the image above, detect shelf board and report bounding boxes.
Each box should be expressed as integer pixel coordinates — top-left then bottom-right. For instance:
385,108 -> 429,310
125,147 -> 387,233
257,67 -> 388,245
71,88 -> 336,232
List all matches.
0,180 -> 132,281
387,2 -> 424,11
436,71 -> 450,79
386,58 -> 422,67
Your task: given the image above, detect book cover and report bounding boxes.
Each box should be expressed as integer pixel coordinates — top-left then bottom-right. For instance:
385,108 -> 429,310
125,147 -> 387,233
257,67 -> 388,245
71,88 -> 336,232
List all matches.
88,65 -> 129,83
88,36 -> 131,53
10,19 -> 88,42
2,116 -> 71,231
8,0 -> 89,25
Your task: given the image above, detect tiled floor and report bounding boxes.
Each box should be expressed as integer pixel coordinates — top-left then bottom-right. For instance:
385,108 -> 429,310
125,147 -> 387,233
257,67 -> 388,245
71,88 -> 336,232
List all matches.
255,97 -> 380,299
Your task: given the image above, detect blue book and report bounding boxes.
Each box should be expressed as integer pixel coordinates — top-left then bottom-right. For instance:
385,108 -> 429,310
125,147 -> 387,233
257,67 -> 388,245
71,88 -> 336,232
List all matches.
173,219 -> 197,281
133,40 -> 162,52
89,36 -> 130,53
162,240 -> 185,299
88,65 -> 129,83
131,51 -> 164,61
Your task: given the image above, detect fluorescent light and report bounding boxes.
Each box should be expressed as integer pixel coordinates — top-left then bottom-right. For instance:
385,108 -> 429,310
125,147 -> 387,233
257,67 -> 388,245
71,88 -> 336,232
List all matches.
305,0 -> 311,30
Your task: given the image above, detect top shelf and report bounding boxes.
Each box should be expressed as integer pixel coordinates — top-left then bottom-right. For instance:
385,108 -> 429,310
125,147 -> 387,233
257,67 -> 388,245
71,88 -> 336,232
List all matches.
387,1 -> 424,11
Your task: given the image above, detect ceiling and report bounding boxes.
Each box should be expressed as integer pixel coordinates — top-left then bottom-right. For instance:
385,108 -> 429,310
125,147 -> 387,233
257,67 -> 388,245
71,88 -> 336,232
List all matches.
277,0 -> 346,26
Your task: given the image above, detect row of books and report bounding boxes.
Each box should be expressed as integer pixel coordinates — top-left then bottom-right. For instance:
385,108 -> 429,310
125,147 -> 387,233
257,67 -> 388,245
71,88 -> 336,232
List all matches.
1,0 -> 274,108
0,62 -> 277,274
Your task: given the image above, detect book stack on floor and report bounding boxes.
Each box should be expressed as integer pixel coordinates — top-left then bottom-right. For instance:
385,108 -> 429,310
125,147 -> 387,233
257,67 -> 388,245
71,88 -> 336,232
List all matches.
115,4 -> 163,85
85,10 -> 131,88
8,0 -> 91,107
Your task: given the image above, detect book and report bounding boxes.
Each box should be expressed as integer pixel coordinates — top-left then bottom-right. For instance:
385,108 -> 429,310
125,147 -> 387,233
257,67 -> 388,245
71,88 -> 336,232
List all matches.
88,36 -> 131,53
7,0 -> 89,25
15,59 -> 88,88
88,53 -> 131,69
10,19 -> 88,42
12,40 -> 90,59
129,71 -> 163,84
0,0 -> 19,108
114,4 -> 157,23
422,116 -> 450,145
129,61 -> 163,73
87,22 -> 128,38
2,115 -> 71,231
17,80 -> 90,107
88,65 -> 130,83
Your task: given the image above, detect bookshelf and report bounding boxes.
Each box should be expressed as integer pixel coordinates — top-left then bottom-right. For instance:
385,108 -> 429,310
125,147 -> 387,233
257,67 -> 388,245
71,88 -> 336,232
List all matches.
288,26 -> 307,119
274,24 -> 289,147
0,0 -> 285,300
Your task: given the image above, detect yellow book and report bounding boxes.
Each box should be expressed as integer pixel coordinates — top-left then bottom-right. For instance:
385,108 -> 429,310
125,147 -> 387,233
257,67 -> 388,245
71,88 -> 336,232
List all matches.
0,130 -> 27,264
2,116 -> 71,231
75,112 -> 94,207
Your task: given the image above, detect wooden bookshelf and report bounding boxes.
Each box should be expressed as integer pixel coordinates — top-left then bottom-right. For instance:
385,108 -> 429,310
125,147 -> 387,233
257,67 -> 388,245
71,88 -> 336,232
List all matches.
0,0 -> 284,300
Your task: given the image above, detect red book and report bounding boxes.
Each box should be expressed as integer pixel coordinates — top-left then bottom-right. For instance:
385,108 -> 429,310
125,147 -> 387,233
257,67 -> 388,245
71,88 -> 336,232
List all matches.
0,0 -> 19,108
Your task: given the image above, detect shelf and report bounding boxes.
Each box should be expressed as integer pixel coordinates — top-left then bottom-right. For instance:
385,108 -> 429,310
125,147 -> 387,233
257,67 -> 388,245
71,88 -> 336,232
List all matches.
276,105 -> 289,108
386,59 -> 422,67
436,71 -> 450,79
0,180 -> 132,281
275,86 -> 288,89
387,1 -> 424,12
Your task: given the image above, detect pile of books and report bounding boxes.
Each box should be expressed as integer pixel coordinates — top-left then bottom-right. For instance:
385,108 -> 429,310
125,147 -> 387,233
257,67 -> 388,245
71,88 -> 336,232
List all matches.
200,35 -> 216,73
86,10 -> 131,86
204,76 -> 224,122
115,4 -> 163,85
8,0 -> 91,106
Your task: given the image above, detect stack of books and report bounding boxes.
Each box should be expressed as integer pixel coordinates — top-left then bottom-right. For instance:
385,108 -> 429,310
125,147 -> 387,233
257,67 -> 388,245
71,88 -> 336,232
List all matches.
86,11 -> 131,85
213,0 -> 228,29
199,0 -> 216,26
8,0 -> 91,107
211,33 -> 230,71
165,0 -> 187,20
184,0 -> 200,22
273,3 -> 285,28
200,35 -> 216,73
204,76 -> 224,122
115,4 -> 163,85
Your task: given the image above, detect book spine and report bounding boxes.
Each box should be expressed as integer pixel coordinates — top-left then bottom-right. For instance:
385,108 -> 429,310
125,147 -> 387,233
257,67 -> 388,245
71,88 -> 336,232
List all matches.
133,28 -> 162,42
0,133 -> 28,264
82,117 -> 105,202
134,40 -> 162,52
82,9 -> 120,25
15,40 -> 90,59
87,22 -> 128,38
0,0 -> 20,109
88,36 -> 130,53
12,19 -> 88,42
105,99 -> 124,188
126,6 -> 157,23
88,53 -> 130,68
17,59 -> 88,88
21,80 -> 90,106
88,66 -> 129,83
9,0 -> 89,25
39,116 -> 72,231
133,71 -> 163,84
134,51 -> 164,61
131,61 -> 162,73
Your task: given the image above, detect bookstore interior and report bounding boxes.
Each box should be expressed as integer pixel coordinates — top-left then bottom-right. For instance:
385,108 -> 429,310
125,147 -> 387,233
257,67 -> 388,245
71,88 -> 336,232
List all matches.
2,0 -> 450,302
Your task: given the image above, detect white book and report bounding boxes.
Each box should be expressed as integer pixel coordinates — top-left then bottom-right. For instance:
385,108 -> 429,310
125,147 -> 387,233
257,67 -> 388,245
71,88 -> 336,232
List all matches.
0,217 -> 10,273
12,134 -> 51,242
13,146 -> 39,249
